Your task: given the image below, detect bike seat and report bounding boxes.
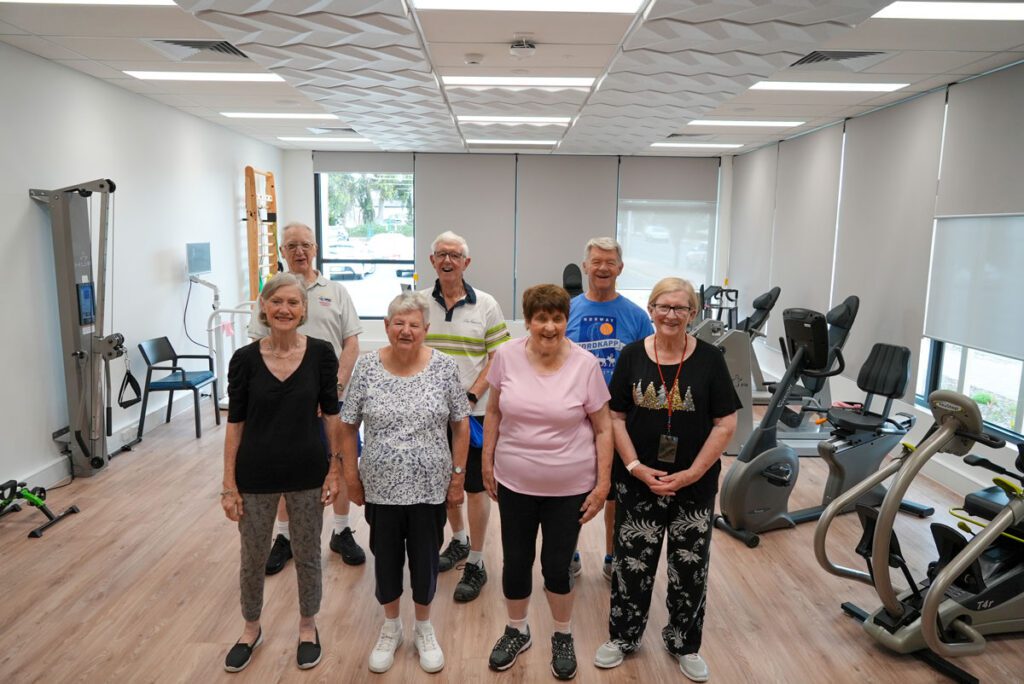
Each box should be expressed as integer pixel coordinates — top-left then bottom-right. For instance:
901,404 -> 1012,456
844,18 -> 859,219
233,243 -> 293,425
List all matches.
964,486 -> 1024,538
827,408 -> 887,434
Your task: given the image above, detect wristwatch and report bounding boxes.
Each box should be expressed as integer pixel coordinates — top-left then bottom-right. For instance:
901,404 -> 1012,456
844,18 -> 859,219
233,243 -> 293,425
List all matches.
452,465 -> 465,475
466,391 -> 479,404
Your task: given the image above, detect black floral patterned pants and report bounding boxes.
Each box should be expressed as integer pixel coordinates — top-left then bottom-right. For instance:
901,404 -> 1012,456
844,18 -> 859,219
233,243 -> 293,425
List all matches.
608,475 -> 713,656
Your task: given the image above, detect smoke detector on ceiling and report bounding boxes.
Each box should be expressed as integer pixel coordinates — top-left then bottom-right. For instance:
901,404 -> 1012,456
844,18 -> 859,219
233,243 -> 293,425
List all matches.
509,39 -> 537,59
464,52 -> 484,65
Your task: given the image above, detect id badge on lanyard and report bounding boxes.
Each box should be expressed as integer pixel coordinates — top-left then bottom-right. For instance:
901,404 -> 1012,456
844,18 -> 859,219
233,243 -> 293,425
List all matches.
657,433 -> 678,463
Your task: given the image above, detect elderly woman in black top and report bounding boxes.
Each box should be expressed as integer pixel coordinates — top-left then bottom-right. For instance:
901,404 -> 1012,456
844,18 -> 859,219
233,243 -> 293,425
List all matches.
220,273 -> 342,673
593,277 -> 740,683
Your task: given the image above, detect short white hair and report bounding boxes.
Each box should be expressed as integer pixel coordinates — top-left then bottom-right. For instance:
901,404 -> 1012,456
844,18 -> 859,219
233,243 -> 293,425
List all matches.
583,237 -> 622,263
386,291 -> 430,324
431,230 -> 470,258
281,221 -> 315,244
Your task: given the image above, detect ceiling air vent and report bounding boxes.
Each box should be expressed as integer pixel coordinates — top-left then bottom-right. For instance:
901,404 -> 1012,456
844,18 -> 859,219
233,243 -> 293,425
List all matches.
789,50 -> 890,71
144,39 -> 248,62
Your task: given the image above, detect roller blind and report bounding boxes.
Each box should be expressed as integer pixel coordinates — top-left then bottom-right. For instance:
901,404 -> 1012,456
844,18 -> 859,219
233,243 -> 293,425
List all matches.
618,156 -> 719,201
769,124 -> 844,345
728,143 -> 778,321
937,63 -> 1024,217
924,215 -> 1024,360
312,152 -> 414,173
834,90 -> 945,382
413,154 -> 516,315
515,155 -> 619,318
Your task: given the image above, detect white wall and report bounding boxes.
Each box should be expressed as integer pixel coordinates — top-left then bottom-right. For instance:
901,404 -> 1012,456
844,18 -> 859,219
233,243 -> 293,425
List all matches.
1,42 -> 282,486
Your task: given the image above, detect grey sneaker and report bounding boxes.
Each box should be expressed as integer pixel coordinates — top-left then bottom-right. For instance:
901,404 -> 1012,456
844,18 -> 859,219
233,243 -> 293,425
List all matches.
453,561 -> 487,602
488,626 -> 532,671
438,538 -> 469,572
678,653 -> 710,682
550,632 -> 577,680
569,551 -> 582,577
593,640 -> 624,669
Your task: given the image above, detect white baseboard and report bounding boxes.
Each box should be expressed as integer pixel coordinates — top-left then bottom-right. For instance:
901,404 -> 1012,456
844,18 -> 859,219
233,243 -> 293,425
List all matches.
22,393 -> 213,489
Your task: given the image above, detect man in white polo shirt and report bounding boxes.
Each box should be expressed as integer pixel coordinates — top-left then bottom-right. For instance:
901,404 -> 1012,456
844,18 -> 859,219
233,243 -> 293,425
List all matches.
248,221 -> 366,574
422,230 -> 510,603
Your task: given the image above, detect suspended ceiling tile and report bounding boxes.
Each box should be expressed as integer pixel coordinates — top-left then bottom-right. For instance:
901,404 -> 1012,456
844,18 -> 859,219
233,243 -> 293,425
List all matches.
646,0 -> 886,27
46,36 -> 185,61
416,10 -> 632,45
242,42 -> 427,71
952,52 -> 1024,77
0,35 -> 84,61
178,0 -> 406,16
0,6 -> 220,38
613,48 -> 797,77
194,10 -> 421,49
0,19 -> 26,35
824,18 -> 1024,52
449,100 -> 580,117
862,50 -> 999,75
54,59 -> 130,79
457,123 -> 567,140
625,18 -> 850,53
438,66 -> 603,78
430,42 -> 615,69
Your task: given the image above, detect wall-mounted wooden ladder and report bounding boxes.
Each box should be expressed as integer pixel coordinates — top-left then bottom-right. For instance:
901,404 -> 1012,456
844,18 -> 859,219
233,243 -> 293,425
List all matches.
244,166 -> 279,299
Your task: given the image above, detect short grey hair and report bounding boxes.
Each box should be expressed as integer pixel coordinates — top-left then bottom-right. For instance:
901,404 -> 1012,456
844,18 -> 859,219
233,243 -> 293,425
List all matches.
258,272 -> 308,327
431,230 -> 470,258
386,291 -> 430,325
282,221 -> 315,245
583,237 -> 622,263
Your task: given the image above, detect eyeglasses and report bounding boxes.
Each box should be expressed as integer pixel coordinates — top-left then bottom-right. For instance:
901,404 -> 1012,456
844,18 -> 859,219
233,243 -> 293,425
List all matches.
433,251 -> 465,261
652,304 -> 693,316
284,242 -> 315,252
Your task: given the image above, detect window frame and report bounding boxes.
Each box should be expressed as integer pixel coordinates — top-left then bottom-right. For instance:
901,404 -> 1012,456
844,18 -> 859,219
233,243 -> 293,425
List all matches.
312,171 -> 415,319
916,337 -> 1024,441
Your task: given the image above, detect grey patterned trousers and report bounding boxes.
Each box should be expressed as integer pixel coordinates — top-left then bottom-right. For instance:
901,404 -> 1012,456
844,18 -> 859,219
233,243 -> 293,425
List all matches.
609,476 -> 714,656
238,488 -> 323,621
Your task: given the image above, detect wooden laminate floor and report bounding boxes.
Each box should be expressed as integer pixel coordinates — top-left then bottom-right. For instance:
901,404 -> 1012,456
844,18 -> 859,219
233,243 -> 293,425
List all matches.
1,410 -> 1020,684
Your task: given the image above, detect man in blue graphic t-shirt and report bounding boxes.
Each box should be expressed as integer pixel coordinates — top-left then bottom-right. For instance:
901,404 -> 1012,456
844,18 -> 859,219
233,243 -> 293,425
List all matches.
566,237 -> 653,582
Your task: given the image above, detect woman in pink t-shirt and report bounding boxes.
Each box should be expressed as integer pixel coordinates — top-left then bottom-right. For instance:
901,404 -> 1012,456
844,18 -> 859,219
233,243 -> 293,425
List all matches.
481,284 -> 613,680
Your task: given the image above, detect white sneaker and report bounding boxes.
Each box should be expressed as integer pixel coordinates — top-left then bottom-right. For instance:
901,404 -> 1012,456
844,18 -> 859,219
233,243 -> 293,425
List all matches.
368,621 -> 403,673
414,623 -> 445,673
678,653 -> 709,682
593,640 -> 625,669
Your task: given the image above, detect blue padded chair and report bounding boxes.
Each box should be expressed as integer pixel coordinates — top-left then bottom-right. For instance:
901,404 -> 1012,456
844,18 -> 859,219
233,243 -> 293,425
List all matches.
136,337 -> 220,440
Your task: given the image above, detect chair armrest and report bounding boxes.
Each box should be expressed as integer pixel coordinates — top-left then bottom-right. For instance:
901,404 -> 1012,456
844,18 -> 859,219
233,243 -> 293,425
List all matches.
176,354 -> 216,372
151,365 -> 187,382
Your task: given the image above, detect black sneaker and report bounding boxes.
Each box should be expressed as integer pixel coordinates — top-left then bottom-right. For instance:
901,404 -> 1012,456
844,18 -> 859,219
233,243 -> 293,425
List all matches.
453,561 -> 487,602
488,625 -> 532,671
438,538 -> 469,572
224,628 -> 262,672
296,628 -> 321,670
329,528 -> 366,565
265,534 -> 292,575
551,632 -> 577,680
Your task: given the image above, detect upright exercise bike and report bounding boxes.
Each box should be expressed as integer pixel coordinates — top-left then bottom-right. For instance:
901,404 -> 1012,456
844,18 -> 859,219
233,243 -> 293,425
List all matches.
815,390 -> 1024,683
714,307 -> 931,547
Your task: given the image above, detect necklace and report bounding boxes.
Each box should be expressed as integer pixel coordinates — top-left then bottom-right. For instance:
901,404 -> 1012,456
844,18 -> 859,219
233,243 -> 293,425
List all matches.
266,340 -> 300,359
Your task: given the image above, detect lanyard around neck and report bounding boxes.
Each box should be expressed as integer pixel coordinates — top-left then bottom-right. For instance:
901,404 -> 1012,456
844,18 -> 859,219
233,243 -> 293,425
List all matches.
653,333 -> 687,431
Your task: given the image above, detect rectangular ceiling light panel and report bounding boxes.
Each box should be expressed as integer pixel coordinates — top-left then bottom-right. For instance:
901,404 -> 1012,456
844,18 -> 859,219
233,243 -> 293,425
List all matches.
688,120 -> 805,127
1,0 -> 175,4
651,143 -> 744,148
458,116 -> 571,125
750,81 -> 907,92
444,76 -> 594,87
465,139 -> 558,145
873,2 -> 1024,20
222,112 -> 338,119
125,71 -> 284,82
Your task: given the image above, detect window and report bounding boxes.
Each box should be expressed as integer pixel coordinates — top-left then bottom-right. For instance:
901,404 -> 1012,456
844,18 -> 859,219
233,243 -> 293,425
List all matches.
315,172 -> 414,318
917,339 -> 1023,436
615,199 -> 718,308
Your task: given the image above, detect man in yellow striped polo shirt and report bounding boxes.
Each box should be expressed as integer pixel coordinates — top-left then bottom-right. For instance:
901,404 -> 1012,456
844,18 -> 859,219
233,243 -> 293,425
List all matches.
422,230 -> 510,603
